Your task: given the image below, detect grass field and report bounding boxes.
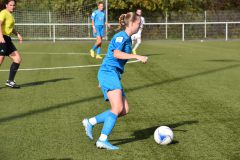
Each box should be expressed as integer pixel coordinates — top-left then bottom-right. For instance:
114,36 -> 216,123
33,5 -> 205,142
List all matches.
0,40 -> 240,160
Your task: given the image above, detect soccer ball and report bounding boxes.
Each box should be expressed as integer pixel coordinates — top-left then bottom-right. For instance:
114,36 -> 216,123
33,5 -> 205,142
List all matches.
154,126 -> 173,145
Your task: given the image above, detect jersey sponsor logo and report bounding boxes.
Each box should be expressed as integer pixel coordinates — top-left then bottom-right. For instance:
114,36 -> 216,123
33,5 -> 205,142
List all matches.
116,37 -> 123,43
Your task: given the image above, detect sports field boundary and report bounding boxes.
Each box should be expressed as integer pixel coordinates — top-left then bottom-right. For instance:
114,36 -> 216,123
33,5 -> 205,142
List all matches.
0,60 -> 140,72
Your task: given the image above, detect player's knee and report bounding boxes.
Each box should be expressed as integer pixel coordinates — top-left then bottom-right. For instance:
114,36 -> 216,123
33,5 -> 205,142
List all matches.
119,106 -> 129,116
124,107 -> 129,115
98,39 -> 102,44
111,106 -> 123,116
14,57 -> 21,64
96,41 -> 102,46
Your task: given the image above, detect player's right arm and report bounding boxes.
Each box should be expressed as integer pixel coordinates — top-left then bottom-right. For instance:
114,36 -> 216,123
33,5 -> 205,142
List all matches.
92,20 -> 96,34
91,11 -> 96,34
0,21 -> 5,43
0,12 -> 5,43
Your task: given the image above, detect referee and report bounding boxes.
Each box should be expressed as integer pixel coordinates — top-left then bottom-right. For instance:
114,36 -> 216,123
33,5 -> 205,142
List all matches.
0,0 -> 23,88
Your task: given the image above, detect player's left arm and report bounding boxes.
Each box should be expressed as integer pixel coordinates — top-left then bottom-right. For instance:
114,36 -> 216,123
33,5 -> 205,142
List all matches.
114,50 -> 148,63
105,22 -> 110,28
140,17 -> 145,31
104,13 -> 110,28
12,29 -> 23,43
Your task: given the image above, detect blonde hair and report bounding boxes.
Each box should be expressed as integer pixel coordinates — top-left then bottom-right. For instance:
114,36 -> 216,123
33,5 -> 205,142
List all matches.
117,12 -> 139,30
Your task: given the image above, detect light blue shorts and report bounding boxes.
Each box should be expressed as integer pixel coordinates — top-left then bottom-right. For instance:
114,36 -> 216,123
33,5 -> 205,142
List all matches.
93,25 -> 104,37
98,65 -> 125,101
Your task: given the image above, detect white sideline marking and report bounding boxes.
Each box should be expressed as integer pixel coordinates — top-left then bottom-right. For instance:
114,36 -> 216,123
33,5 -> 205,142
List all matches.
0,60 -> 139,72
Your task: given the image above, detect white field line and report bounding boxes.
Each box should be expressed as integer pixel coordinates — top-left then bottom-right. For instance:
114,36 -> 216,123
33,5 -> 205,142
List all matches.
22,52 -> 107,55
0,60 -> 140,72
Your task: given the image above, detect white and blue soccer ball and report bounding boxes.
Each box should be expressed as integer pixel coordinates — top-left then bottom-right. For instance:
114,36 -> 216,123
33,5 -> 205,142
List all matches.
154,126 -> 173,145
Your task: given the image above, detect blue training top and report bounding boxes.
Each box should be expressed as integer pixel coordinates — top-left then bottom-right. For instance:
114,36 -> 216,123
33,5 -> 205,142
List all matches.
91,10 -> 105,26
101,31 -> 132,74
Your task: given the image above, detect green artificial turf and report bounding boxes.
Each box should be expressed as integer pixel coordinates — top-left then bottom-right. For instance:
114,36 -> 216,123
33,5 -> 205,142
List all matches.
0,40 -> 240,160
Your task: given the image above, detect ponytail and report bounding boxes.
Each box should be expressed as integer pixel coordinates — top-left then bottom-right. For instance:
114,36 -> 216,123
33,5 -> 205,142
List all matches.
0,1 -> 5,11
117,14 -> 126,30
116,12 -> 139,31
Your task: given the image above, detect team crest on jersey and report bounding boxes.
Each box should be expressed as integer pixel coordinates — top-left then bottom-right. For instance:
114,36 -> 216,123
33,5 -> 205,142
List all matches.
116,37 -> 123,43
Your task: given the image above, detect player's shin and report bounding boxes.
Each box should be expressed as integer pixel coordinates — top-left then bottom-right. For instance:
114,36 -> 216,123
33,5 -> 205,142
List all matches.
89,109 -> 111,125
100,111 -> 118,140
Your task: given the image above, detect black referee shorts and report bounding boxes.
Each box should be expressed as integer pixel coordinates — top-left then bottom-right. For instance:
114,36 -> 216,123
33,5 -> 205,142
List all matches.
0,35 -> 17,56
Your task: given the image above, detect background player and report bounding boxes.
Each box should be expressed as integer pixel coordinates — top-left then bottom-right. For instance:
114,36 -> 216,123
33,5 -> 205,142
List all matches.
83,12 -> 148,150
131,9 -> 145,54
0,0 -> 23,88
89,1 -> 109,60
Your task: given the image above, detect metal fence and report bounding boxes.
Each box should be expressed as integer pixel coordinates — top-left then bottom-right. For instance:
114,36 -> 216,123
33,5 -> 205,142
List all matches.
13,10 -> 240,42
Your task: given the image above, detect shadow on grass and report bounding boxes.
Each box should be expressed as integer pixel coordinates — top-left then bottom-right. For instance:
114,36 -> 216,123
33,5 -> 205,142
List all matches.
20,78 -> 73,88
111,120 -> 198,146
40,158 -> 73,160
142,53 -> 164,57
0,64 -> 240,123
206,59 -> 240,62
0,94 -> 103,123
125,64 -> 240,93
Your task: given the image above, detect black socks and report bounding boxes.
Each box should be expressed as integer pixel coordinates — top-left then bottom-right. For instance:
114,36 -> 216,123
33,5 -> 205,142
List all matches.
9,62 -> 20,81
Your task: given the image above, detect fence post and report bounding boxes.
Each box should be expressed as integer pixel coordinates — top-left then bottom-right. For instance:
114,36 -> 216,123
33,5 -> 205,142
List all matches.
165,11 -> 168,40
204,10 -> 207,39
49,11 -> 52,39
226,23 -> 228,41
105,0 -> 108,41
53,24 -> 56,43
182,24 -> 185,41
88,17 -> 91,37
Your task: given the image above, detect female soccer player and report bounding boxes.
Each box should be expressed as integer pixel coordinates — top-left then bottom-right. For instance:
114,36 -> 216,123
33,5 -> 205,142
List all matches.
89,1 -> 109,59
131,9 -> 145,55
83,12 -> 148,150
0,0 -> 23,88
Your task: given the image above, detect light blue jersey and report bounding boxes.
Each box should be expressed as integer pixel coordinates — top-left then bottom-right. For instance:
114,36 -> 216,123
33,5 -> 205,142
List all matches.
91,10 -> 105,26
101,31 -> 132,74
98,31 -> 132,101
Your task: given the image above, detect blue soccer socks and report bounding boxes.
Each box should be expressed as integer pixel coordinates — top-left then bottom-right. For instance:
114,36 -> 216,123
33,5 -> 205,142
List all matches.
101,111 -> 118,136
97,47 -> 101,55
92,45 -> 98,51
95,110 -> 111,124
83,111 -> 119,150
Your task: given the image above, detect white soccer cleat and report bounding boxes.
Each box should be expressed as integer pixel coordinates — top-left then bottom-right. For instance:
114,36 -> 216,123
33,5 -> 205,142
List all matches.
82,119 -> 93,140
96,140 -> 119,150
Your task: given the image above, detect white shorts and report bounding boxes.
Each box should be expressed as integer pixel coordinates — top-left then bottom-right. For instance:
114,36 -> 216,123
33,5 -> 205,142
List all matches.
131,34 -> 141,41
